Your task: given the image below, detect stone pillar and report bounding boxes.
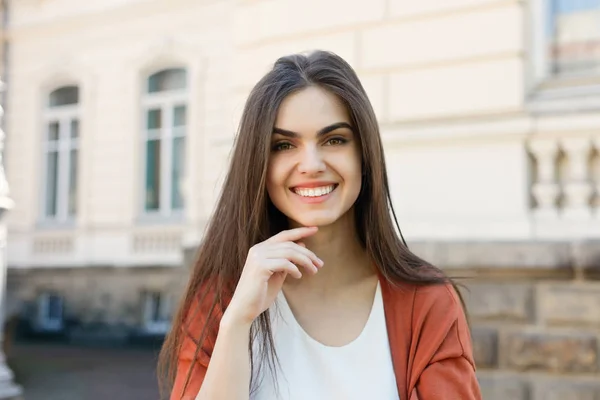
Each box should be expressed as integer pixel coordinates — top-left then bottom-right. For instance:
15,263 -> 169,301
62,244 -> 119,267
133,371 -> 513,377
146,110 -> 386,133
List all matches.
528,139 -> 560,217
561,138 -> 593,218
0,78 -> 22,399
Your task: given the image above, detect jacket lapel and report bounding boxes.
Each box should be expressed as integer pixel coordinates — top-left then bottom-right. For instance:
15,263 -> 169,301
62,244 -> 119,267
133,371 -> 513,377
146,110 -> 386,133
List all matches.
379,275 -> 411,400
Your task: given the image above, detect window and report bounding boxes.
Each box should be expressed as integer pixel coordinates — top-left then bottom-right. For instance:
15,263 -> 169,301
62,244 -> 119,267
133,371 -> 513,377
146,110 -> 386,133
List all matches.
529,0 -> 600,110
548,0 -> 600,77
37,292 -> 64,332
42,85 -> 79,223
142,68 -> 187,217
141,291 -> 171,334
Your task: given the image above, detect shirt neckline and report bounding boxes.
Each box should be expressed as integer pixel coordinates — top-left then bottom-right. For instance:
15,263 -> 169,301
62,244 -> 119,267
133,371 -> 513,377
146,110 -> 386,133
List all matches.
275,281 -> 382,350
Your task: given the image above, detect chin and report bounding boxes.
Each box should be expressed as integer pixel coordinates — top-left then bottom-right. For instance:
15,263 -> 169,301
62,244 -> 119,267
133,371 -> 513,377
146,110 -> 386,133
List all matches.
289,212 -> 340,228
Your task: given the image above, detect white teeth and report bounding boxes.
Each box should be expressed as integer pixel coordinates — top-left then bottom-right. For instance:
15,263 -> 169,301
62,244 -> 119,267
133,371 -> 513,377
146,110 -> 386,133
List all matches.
294,185 -> 335,197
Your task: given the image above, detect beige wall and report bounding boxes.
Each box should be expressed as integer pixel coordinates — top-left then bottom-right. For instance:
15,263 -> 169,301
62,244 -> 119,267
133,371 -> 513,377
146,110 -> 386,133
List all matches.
6,0 -> 236,267
233,0 -> 524,120
7,0 -> 600,269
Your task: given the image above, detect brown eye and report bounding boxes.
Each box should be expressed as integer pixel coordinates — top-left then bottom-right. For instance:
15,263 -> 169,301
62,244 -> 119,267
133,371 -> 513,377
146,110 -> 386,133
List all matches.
272,142 -> 294,151
325,137 -> 347,146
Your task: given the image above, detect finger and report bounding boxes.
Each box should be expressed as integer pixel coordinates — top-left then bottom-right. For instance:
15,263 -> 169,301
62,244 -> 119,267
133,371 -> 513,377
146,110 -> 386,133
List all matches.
297,242 -> 306,248
269,271 -> 288,286
268,248 -> 318,274
281,242 -> 323,268
266,259 -> 302,279
266,227 -> 318,243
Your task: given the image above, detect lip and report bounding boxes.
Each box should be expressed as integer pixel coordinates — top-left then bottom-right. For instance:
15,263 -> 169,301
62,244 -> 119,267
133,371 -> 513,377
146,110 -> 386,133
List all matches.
289,183 -> 338,204
290,181 -> 338,190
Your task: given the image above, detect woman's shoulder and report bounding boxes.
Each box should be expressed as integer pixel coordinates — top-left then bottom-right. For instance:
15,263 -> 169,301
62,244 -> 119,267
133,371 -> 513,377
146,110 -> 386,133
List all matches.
415,282 -> 463,315
381,279 -> 464,324
382,278 -> 473,359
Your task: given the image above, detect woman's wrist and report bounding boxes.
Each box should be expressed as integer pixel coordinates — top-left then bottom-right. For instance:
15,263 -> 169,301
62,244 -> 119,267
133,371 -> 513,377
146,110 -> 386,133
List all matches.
220,307 -> 254,332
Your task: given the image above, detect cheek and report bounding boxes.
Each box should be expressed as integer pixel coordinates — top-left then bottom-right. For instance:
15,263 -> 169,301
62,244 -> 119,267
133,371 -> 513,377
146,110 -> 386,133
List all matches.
348,166 -> 362,198
337,151 -> 362,186
266,158 -> 286,199
351,158 -> 362,183
342,152 -> 363,202
352,149 -> 363,186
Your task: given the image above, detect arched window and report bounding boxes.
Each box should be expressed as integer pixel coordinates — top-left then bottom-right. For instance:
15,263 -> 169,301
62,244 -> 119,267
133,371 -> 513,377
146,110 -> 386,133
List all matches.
147,68 -> 187,93
43,85 -> 79,222
142,68 -> 187,215
48,86 -> 79,107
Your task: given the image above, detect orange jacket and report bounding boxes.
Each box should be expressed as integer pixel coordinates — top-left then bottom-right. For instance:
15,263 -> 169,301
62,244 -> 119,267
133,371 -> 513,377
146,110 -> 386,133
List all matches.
171,278 -> 482,400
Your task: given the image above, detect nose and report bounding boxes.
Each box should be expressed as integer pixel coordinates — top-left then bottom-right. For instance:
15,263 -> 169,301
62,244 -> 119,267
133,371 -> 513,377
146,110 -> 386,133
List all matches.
297,145 -> 325,174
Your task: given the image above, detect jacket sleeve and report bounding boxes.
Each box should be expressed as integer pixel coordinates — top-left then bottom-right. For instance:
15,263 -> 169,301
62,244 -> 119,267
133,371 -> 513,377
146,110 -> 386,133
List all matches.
411,284 -> 482,400
170,347 -> 207,400
170,295 -> 221,400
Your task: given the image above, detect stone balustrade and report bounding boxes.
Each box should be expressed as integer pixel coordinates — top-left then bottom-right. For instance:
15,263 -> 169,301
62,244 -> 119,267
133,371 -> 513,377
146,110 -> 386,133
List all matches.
528,135 -> 600,238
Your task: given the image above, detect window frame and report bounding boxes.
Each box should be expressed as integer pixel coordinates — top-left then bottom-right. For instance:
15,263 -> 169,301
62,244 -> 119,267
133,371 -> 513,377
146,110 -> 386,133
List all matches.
36,292 -> 65,332
141,291 -> 171,334
39,86 -> 80,226
527,0 -> 600,113
140,68 -> 188,220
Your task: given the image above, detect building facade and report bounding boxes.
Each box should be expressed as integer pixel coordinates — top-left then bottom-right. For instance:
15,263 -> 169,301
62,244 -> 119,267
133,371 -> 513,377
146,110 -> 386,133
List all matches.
4,0 -> 600,398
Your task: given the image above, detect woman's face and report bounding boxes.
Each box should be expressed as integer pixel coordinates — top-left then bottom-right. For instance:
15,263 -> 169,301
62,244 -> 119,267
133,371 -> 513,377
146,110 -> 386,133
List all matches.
267,86 -> 362,228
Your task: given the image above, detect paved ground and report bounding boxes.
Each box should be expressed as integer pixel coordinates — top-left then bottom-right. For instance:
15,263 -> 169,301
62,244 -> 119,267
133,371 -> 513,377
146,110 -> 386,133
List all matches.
6,342 -> 162,400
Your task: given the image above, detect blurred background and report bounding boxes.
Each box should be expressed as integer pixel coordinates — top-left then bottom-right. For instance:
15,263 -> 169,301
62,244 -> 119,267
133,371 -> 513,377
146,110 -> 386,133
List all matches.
0,0 -> 599,399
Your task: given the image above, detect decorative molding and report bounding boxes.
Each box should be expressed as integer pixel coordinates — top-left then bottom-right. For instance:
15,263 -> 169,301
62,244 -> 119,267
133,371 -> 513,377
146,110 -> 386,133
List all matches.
28,54 -> 92,95
130,35 -> 207,78
132,231 -> 182,254
409,240 -> 600,274
32,235 -> 74,255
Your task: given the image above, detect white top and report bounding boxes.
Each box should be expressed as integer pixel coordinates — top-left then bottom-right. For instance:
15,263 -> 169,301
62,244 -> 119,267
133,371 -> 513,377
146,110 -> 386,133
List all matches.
251,282 -> 400,400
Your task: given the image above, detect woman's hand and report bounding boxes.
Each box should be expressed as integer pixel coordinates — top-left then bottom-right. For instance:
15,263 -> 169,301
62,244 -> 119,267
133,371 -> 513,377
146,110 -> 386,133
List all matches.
223,227 -> 323,327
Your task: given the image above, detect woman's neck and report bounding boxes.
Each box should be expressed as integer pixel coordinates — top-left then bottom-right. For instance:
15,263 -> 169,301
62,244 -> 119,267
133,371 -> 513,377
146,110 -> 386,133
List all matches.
286,212 -> 374,292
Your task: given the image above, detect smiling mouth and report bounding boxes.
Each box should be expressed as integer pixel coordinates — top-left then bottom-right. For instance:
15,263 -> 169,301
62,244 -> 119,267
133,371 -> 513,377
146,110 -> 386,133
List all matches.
291,184 -> 338,198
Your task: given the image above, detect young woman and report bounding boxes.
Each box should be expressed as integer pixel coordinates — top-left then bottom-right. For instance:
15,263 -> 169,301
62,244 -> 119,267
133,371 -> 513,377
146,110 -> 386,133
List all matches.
159,50 -> 482,400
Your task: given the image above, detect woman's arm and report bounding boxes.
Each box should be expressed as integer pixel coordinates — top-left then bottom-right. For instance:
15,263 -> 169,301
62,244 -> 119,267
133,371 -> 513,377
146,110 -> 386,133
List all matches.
412,321 -> 481,399
170,305 -> 253,400
170,227 -> 322,400
410,284 -> 482,400
194,315 -> 252,400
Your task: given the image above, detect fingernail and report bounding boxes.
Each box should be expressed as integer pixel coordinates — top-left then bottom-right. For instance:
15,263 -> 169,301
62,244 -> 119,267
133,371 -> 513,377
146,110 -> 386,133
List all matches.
317,258 -> 324,267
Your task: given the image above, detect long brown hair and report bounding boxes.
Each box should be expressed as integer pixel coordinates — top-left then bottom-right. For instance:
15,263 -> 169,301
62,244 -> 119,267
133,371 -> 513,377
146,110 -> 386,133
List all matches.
158,50 -> 455,398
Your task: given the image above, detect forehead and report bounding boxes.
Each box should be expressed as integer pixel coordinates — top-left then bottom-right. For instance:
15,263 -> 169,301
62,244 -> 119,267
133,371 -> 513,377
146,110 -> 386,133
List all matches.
274,86 -> 350,132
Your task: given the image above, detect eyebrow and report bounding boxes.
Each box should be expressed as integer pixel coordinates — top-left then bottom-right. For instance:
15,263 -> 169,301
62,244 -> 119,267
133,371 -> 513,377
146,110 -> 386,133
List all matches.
272,122 -> 354,138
